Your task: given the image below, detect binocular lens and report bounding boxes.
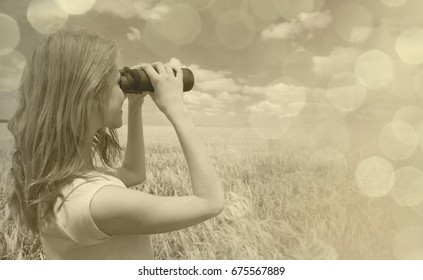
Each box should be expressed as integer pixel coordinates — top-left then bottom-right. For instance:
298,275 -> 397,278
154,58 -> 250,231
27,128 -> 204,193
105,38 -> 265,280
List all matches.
119,67 -> 194,93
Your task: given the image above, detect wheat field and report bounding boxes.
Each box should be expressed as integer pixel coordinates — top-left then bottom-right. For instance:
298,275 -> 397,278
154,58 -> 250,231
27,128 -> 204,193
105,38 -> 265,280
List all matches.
0,124 -> 421,260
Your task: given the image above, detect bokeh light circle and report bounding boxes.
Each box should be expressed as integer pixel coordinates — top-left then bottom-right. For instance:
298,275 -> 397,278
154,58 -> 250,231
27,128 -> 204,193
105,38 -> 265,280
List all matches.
311,149 -> 347,178
393,226 -> 423,259
142,20 -> 179,56
249,0 -> 280,21
312,88 -> 349,120
389,166 -> 423,206
378,121 -> 417,160
264,82 -> 307,117
274,0 -> 326,21
274,0 -> 289,16
283,50 -> 318,87
313,0 -> 327,11
355,156 -> 394,197
413,200 -> 423,217
355,49 -> 394,89
209,0 -> 249,19
156,3 -> 202,45
57,0 -> 96,15
380,0 -> 407,7
320,156 -> 348,186
327,72 -> 366,112
395,28 -> 423,65
278,0 -> 315,21
406,177 -> 423,206
247,38 -> 288,70
387,59 -> 417,99
0,50 -> 27,91
227,128 -> 268,149
393,105 -> 423,128
416,121 -> 423,152
215,9 -> 255,50
185,0 -> 216,10
414,68 -> 423,99
248,113 -> 291,140
303,238 -> 338,260
0,13 -> 20,55
309,121 -> 351,161
27,0 -> 69,34
333,2 -> 373,43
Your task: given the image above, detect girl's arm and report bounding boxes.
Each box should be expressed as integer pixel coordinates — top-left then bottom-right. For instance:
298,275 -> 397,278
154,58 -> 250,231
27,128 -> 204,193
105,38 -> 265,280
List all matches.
90,63 -> 225,234
116,94 -> 147,187
91,108 -> 224,234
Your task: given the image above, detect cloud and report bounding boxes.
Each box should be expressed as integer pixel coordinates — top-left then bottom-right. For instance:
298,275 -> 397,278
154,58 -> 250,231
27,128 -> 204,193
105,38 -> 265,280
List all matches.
164,57 -> 315,121
265,83 -> 308,102
312,47 -> 361,79
243,82 -> 308,100
203,106 -> 224,117
135,0 -> 170,20
245,101 -> 282,115
243,82 -> 309,118
217,92 -> 250,103
197,78 -> 241,93
185,90 -> 215,105
349,26 -> 373,43
261,10 -> 332,40
242,85 -> 264,95
185,90 -> 249,110
93,0 -> 170,20
298,10 -> 332,30
261,21 -> 302,40
167,57 -> 242,93
164,58 -> 312,120
184,91 -> 224,117
126,26 -> 142,41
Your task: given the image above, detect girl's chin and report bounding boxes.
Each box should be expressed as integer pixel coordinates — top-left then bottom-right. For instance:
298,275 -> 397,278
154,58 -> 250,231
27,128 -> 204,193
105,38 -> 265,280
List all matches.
105,119 -> 123,129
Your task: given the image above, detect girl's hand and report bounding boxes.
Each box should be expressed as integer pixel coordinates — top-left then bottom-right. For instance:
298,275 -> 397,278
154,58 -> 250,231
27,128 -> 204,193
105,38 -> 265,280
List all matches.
125,63 -> 149,106
126,91 -> 148,107
140,62 -> 186,116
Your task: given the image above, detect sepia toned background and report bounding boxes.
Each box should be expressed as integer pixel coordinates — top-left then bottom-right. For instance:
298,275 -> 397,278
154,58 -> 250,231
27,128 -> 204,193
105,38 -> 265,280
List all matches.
1,0 -> 423,259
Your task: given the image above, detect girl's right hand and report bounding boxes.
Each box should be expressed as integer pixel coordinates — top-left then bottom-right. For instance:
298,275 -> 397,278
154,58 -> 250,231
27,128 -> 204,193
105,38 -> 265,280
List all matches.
140,62 -> 187,116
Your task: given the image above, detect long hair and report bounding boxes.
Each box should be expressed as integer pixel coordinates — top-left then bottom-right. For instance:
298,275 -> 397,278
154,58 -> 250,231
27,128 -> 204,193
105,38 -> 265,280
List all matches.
7,29 -> 122,234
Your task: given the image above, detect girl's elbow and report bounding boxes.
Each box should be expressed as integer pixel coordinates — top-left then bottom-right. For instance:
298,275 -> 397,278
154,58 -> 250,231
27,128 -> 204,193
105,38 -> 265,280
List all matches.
138,175 -> 147,185
131,174 -> 146,187
216,183 -> 225,213
136,170 -> 147,184
214,200 -> 225,216
210,188 -> 225,216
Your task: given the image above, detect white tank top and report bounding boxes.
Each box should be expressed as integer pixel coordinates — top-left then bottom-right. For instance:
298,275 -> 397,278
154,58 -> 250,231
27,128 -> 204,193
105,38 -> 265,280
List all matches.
40,171 -> 153,260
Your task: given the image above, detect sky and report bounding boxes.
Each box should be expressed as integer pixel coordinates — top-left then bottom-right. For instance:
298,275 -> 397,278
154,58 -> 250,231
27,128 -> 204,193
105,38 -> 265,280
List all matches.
2,0 -> 423,254
1,0 -> 423,134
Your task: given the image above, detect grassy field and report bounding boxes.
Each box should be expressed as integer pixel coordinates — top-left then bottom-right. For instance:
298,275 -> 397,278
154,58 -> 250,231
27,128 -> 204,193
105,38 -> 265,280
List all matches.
0,124 -> 422,259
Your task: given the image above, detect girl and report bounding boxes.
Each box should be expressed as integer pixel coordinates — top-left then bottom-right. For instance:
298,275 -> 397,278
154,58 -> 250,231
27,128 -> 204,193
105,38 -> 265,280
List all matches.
7,29 -> 224,259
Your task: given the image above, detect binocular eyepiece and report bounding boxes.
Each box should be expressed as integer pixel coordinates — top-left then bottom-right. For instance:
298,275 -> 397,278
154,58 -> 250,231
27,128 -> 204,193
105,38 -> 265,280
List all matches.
118,66 -> 194,93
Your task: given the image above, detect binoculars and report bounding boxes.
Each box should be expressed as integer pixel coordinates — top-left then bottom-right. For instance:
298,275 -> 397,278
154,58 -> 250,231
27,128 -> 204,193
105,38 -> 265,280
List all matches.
119,66 -> 194,93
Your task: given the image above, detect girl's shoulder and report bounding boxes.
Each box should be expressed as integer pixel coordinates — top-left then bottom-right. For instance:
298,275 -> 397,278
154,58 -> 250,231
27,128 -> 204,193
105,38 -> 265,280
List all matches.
94,165 -> 118,177
61,168 -> 125,199
50,169 -> 125,245
54,169 -> 126,218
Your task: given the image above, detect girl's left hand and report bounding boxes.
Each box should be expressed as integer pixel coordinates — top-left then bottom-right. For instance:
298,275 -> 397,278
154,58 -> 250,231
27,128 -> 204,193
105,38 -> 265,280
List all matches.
125,63 -> 150,106
126,91 -> 148,106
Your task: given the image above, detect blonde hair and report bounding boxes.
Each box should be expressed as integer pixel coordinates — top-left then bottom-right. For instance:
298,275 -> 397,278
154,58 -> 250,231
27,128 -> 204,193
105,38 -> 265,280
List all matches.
7,29 -> 122,234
